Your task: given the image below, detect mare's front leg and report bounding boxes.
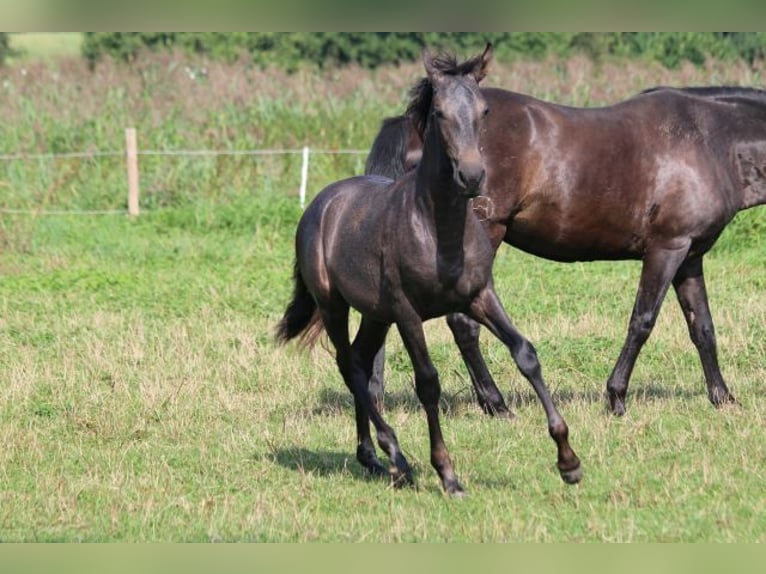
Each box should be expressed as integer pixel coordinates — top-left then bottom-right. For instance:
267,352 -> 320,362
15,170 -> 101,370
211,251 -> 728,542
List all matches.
397,314 -> 465,495
468,287 -> 582,485
606,243 -> 690,415
446,313 -> 512,417
672,256 -> 737,408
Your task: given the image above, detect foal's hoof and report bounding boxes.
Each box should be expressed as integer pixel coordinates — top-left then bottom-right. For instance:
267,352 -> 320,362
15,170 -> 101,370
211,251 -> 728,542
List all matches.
710,389 -> 738,409
607,394 -> 627,417
559,462 -> 583,485
389,467 -> 414,489
444,478 -> 466,497
366,461 -> 389,479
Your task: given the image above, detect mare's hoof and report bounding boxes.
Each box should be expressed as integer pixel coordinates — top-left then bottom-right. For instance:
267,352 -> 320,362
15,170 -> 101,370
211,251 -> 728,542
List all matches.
559,463 -> 583,485
480,402 -> 514,419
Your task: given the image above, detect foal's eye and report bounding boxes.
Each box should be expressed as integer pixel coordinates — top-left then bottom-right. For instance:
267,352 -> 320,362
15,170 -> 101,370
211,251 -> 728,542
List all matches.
434,109 -> 445,119
482,107 -> 490,117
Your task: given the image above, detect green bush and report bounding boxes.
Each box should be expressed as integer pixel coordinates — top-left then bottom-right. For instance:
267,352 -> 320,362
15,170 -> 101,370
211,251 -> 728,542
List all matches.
0,33 -> 9,66
81,32 -> 766,71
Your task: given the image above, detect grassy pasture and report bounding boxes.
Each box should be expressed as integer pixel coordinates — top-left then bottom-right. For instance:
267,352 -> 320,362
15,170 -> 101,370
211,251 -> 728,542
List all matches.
6,33 -> 83,62
0,52 -> 764,541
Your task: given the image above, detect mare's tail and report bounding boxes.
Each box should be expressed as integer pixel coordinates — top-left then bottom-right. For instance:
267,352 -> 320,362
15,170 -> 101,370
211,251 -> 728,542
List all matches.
276,261 -> 324,347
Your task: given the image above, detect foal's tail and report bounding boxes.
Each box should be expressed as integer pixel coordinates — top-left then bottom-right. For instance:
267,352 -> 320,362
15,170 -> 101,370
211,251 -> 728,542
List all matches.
276,261 -> 324,347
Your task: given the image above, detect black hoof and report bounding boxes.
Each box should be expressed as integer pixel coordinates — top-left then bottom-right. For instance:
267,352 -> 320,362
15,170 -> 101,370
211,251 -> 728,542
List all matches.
480,402 -> 514,419
388,452 -> 414,488
559,463 -> 583,485
357,445 -> 388,479
444,478 -> 466,497
710,389 -> 738,409
390,467 -> 414,489
366,461 -> 388,478
607,393 -> 626,417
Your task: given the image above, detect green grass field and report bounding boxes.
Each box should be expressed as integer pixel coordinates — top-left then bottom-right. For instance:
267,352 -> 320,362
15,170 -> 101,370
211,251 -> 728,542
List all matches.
0,49 -> 764,541
6,33 -> 83,62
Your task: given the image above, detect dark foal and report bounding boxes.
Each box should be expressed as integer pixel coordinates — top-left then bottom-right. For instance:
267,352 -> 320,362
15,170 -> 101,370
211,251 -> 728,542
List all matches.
365,83 -> 766,417
277,45 -> 582,495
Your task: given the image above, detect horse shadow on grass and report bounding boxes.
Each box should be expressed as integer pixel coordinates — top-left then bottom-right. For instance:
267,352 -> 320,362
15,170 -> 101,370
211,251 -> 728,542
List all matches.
270,380 -> 729,489
310,379 -> 707,418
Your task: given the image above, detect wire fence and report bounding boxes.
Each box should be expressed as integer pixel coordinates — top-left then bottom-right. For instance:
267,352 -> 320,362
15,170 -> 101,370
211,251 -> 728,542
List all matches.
0,129 -> 370,216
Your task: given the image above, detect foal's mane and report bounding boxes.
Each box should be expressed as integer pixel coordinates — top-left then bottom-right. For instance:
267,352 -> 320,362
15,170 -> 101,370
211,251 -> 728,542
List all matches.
405,51 -> 484,138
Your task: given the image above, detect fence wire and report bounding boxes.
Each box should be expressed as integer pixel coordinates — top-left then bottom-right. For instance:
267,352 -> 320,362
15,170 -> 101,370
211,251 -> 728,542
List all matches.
0,146 -> 369,215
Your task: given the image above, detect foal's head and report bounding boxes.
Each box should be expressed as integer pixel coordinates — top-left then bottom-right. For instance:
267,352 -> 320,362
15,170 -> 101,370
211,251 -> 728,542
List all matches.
410,43 -> 493,197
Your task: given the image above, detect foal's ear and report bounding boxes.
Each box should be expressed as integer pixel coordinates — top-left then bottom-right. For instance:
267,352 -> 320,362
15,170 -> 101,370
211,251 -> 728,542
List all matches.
423,48 -> 443,83
473,42 -> 493,84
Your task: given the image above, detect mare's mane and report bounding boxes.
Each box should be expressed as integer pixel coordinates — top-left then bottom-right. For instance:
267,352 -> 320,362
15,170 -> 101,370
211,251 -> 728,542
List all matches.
642,85 -> 766,109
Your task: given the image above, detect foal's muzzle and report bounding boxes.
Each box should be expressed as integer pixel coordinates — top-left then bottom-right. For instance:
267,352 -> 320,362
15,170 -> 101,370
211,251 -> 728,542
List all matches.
455,163 -> 486,197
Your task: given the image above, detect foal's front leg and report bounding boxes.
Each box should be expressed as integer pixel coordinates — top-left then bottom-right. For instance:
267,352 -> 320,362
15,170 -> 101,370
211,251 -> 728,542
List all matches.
469,287 -> 582,485
396,314 -> 465,495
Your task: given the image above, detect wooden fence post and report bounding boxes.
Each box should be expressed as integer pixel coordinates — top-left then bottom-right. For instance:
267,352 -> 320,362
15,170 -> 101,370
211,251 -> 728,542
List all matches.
125,127 -> 140,216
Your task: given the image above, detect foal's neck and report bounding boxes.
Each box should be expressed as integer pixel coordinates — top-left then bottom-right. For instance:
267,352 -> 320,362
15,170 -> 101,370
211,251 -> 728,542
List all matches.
415,122 -> 476,281
415,125 -> 472,235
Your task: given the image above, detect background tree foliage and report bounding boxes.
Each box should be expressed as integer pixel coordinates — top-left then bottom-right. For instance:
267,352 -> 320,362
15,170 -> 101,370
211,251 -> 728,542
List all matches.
0,32 -> 11,66
81,32 -> 766,71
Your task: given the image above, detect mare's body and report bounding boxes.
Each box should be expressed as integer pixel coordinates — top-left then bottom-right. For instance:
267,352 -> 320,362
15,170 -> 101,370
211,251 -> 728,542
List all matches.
365,84 -> 766,416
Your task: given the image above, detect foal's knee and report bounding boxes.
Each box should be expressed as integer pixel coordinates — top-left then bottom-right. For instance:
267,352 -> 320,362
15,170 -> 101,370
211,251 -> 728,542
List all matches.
446,313 -> 480,345
630,311 -> 657,345
414,366 -> 441,406
513,340 -> 542,379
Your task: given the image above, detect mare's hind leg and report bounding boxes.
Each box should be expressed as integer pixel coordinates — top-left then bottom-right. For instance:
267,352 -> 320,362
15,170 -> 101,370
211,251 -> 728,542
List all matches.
469,287 -> 582,485
606,244 -> 690,416
352,317 -> 413,487
397,316 -> 464,495
318,304 -> 387,478
672,256 -> 737,407
446,313 -> 512,417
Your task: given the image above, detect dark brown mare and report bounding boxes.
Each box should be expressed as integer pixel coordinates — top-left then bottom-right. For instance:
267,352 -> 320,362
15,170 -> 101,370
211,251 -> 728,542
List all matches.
277,45 -> 582,495
365,82 -> 766,417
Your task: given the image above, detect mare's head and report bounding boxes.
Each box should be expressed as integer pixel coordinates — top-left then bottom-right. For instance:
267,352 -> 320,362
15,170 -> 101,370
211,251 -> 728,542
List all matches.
408,43 -> 493,197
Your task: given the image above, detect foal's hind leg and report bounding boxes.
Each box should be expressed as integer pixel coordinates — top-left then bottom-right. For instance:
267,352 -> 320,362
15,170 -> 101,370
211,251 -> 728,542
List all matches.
606,244 -> 690,416
368,346 -> 386,413
446,313 -> 512,417
319,304 -> 387,478
352,317 -> 414,487
469,287 -> 582,485
672,257 -> 737,408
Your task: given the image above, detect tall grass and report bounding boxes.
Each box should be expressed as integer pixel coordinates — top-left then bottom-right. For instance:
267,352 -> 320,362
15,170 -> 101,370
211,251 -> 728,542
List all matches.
0,52 -> 764,541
